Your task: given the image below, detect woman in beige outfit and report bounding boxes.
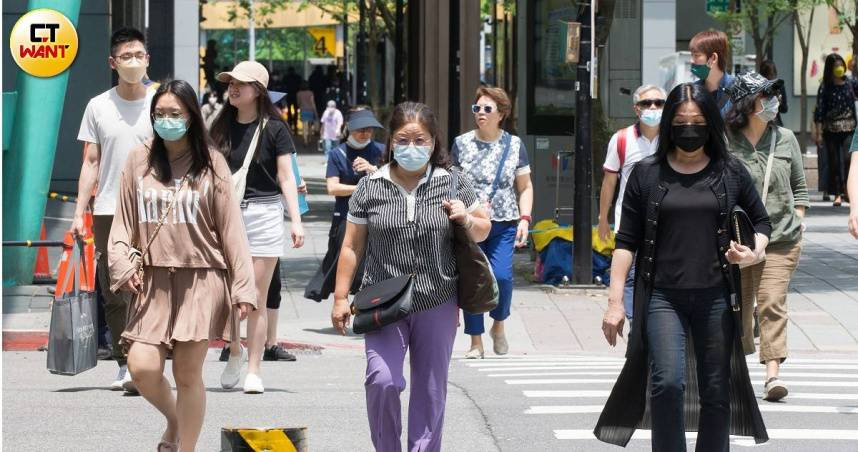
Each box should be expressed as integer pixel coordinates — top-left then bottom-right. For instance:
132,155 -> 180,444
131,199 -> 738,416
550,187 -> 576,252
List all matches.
109,80 -> 256,452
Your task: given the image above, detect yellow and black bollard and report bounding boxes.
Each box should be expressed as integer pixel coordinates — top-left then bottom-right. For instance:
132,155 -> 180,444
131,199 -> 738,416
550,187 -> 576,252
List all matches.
220,427 -> 307,452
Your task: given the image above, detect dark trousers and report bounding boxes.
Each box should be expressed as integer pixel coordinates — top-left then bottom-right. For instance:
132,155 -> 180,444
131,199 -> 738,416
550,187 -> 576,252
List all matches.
93,215 -> 131,366
822,130 -> 853,196
647,287 -> 733,452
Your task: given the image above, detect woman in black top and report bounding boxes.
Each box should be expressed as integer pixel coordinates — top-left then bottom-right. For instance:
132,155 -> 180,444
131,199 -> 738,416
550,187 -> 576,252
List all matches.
813,53 -> 855,206
597,83 -> 772,451
209,61 -> 305,394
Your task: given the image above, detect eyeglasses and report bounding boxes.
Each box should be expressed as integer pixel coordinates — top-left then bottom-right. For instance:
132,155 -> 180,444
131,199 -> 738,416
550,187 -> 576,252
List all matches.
113,52 -> 147,63
152,111 -> 186,120
636,99 -> 666,108
471,104 -> 495,114
392,137 -> 432,147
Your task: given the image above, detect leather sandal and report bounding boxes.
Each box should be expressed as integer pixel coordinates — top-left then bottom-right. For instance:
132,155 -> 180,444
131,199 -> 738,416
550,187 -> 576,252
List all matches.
157,440 -> 178,452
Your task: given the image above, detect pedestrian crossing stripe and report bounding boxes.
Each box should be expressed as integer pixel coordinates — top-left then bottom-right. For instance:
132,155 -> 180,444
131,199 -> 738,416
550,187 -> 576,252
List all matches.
553,429 -> 858,441
522,390 -> 858,400
465,362 -> 858,370
504,378 -> 858,387
458,356 -> 858,364
487,371 -> 858,378
526,405 -> 858,415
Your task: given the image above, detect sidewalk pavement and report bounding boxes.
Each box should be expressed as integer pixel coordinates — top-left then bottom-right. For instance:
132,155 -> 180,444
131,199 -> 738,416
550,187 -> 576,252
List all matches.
4,148 -> 858,359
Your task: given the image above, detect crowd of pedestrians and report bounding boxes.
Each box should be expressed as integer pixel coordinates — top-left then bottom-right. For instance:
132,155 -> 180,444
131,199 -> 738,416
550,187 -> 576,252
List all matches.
68,25 -> 858,452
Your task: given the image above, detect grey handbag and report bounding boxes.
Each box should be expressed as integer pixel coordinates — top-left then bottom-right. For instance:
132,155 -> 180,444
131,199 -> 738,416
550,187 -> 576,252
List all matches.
47,240 -> 97,376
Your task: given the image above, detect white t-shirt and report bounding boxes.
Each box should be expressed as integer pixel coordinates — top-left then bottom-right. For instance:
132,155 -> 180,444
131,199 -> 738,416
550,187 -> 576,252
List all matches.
602,124 -> 658,231
77,87 -> 155,215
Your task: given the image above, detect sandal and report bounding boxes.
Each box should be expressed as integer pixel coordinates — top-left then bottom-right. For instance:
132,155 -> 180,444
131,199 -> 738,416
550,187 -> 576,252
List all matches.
157,440 -> 178,452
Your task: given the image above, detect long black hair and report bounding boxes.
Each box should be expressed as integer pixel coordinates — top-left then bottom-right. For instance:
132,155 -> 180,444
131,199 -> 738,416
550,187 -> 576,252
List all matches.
148,80 -> 213,185
655,82 -> 733,168
383,101 -> 451,168
822,53 -> 847,88
209,80 -> 282,158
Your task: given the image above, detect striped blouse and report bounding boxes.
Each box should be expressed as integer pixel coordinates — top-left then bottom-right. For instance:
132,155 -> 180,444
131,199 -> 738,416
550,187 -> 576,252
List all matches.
347,164 -> 479,312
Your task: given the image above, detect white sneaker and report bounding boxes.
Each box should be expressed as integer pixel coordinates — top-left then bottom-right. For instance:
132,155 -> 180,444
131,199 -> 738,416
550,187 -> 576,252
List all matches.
110,365 -> 127,391
121,367 -> 138,394
243,373 -> 264,394
220,345 -> 247,389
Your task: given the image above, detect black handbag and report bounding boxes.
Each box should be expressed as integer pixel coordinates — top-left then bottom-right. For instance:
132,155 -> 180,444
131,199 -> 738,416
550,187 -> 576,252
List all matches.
449,169 -> 499,314
731,205 -> 756,250
350,274 -> 414,334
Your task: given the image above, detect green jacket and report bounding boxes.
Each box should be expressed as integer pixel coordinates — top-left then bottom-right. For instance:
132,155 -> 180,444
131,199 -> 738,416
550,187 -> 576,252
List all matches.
728,126 -> 810,245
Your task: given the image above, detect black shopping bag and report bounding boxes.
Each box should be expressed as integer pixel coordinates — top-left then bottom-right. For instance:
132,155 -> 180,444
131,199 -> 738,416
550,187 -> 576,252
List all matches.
47,241 -> 97,376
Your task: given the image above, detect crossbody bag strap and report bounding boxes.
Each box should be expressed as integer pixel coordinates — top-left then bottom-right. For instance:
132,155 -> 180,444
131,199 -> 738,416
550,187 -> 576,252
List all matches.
138,175 -> 188,271
760,126 -> 778,206
489,132 -> 513,200
241,118 -> 268,171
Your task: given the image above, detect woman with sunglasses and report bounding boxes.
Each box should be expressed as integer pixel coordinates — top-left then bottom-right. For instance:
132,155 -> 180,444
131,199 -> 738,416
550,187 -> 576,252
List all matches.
108,80 -> 256,452
452,86 -> 534,359
209,61 -> 305,394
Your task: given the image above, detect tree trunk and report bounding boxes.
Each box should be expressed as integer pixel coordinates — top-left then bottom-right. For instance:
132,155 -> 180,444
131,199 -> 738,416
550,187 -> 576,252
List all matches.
367,2 -> 381,111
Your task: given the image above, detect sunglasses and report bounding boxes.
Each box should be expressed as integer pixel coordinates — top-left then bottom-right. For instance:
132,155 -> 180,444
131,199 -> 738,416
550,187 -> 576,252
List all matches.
636,99 -> 666,108
471,104 -> 495,114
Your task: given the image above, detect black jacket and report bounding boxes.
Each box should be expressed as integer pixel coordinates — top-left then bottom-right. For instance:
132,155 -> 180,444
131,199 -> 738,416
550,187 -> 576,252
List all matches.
594,155 -> 772,446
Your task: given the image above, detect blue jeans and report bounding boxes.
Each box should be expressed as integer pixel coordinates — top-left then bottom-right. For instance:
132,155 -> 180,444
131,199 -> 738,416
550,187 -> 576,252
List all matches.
647,287 -> 733,452
464,221 -> 516,336
323,138 -> 338,155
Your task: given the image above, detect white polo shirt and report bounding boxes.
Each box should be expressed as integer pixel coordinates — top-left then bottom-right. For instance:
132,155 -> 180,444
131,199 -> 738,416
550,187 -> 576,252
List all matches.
602,124 -> 658,231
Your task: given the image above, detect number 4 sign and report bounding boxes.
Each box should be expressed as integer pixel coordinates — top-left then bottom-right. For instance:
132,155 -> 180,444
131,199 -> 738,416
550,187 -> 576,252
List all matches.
307,26 -> 335,57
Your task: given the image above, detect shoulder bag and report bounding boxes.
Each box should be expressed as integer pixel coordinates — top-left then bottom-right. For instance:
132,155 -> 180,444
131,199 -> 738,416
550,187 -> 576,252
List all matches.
449,169 -> 499,314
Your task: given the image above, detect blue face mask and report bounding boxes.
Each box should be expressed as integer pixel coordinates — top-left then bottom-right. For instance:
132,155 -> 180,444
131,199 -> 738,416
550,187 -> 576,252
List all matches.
154,118 -> 188,141
393,143 -> 432,172
640,109 -> 662,127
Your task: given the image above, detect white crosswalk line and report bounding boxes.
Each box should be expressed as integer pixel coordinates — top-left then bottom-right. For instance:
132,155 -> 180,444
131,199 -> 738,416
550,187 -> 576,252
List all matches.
554,429 -> 858,440
490,370 -> 858,378
477,365 -> 623,371
523,390 -> 611,398
527,405 -> 858,415
505,378 -> 858,387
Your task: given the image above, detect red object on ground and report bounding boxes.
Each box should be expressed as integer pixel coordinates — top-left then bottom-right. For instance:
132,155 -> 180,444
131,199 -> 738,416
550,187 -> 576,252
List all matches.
33,223 -> 50,281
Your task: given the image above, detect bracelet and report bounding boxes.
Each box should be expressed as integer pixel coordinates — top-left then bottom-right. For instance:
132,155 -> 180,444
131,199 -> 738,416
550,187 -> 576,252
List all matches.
520,214 -> 532,223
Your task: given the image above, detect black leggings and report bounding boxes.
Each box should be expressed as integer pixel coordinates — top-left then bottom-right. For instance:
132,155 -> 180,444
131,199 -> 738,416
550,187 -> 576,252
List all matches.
266,259 -> 282,309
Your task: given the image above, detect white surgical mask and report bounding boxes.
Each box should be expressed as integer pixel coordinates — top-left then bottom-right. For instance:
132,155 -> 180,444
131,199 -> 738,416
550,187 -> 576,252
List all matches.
755,96 -> 780,123
347,135 -> 370,149
640,109 -> 662,127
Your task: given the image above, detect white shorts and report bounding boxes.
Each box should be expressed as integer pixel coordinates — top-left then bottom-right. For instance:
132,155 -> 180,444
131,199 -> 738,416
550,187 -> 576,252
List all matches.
241,200 -> 284,257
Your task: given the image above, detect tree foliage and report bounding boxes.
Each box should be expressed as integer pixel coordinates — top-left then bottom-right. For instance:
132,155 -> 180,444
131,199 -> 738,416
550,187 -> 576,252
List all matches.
710,0 -> 793,69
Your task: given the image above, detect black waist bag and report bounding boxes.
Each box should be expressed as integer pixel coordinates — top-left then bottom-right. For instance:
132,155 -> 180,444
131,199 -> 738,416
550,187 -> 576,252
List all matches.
350,274 -> 414,334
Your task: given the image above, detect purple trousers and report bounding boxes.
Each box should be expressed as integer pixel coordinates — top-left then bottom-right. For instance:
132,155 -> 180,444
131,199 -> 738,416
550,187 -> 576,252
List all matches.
364,298 -> 458,452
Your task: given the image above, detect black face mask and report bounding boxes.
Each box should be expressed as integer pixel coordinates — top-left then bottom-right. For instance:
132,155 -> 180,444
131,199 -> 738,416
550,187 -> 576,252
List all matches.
672,124 -> 709,153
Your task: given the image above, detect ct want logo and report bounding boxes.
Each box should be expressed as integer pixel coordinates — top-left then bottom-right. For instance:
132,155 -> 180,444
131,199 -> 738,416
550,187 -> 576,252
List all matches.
9,8 -> 78,77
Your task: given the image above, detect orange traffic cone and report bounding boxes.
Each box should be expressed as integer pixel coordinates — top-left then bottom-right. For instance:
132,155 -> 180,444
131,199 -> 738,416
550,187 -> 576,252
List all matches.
33,223 -> 51,282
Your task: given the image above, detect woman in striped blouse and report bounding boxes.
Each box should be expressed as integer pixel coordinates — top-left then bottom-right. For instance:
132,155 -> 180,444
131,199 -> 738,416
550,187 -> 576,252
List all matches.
331,102 -> 491,452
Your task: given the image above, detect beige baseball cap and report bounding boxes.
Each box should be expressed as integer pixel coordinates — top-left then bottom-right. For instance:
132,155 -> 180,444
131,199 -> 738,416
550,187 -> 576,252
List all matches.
216,60 -> 269,87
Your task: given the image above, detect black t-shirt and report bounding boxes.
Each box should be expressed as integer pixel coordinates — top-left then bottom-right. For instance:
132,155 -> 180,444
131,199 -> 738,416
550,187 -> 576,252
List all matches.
654,160 -> 724,289
227,118 -> 295,200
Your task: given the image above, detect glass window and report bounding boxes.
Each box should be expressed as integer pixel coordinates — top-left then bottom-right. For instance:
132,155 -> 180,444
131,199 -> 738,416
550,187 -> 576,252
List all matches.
528,0 -> 578,135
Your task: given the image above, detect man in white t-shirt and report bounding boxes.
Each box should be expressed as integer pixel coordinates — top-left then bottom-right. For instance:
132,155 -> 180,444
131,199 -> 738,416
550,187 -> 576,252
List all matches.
598,84 -> 666,320
70,27 -> 154,393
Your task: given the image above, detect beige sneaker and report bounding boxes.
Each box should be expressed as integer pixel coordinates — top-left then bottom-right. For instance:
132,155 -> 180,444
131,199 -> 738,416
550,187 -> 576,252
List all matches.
763,377 -> 788,401
464,346 -> 484,359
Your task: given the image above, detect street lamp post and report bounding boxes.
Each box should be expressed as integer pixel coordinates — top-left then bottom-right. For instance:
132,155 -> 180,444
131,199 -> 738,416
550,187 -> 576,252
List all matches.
573,2 -> 593,285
